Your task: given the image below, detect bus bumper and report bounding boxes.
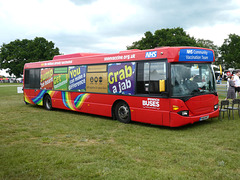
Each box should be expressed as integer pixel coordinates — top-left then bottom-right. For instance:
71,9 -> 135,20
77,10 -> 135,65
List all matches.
169,110 -> 219,127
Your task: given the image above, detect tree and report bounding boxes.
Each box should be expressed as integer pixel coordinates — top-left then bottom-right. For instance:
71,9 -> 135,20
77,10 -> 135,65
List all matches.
126,27 -> 221,64
196,39 -> 219,62
0,37 -> 60,77
219,34 -> 240,69
127,27 -> 197,50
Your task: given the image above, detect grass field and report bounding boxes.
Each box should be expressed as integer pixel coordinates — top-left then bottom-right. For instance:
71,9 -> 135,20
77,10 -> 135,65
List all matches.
0,84 -> 239,179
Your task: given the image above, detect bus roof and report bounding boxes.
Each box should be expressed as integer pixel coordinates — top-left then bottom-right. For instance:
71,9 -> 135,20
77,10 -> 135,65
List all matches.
53,53 -> 108,60
24,47 -> 215,69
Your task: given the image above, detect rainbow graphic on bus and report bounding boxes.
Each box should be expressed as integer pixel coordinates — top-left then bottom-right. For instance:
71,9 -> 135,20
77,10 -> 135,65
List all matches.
24,92 -> 34,104
24,90 -> 57,105
24,90 -> 89,111
61,92 -> 89,111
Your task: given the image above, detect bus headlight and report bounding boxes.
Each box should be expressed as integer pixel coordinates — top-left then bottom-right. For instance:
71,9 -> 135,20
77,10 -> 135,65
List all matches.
214,104 -> 219,111
178,110 -> 189,116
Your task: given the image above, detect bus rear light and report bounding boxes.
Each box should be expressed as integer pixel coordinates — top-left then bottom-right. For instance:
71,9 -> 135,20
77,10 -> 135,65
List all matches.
178,111 -> 189,116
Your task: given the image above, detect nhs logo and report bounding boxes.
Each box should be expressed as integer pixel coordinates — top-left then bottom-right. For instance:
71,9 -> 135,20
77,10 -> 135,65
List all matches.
187,50 -> 193,54
145,51 -> 157,58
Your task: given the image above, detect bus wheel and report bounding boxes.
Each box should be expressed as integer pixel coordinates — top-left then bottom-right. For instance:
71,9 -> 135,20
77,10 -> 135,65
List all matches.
115,102 -> 131,123
44,95 -> 52,110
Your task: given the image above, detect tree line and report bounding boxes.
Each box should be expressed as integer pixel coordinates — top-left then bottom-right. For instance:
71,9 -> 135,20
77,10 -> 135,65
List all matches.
0,37 -> 60,77
0,28 -> 240,77
127,27 -> 240,70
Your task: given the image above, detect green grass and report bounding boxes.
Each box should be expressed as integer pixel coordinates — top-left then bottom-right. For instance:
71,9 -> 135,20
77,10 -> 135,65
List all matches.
216,82 -> 227,100
0,86 -> 239,179
0,83 -> 22,86
0,84 -> 22,97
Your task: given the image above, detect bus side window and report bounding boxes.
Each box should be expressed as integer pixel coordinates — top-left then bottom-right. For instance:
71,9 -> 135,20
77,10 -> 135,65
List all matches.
149,62 -> 166,94
24,69 -> 30,88
136,62 -> 149,94
25,69 -> 40,89
33,69 -> 40,89
137,61 -> 166,94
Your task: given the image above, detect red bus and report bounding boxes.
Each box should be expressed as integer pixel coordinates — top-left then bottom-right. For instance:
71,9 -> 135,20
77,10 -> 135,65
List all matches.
23,47 -> 219,127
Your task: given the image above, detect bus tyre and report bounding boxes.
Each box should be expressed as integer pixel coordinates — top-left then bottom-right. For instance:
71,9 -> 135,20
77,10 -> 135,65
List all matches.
44,95 -> 52,110
115,102 -> 131,123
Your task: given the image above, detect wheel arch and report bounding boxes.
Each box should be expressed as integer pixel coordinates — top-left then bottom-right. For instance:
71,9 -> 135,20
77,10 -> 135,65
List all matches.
111,99 -> 129,120
43,93 -> 50,105
42,93 -> 53,110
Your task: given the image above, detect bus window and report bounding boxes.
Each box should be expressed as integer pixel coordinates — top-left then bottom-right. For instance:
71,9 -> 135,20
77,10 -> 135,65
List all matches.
137,61 -> 166,94
24,69 -> 30,88
149,62 -> 166,94
137,62 -> 149,94
171,63 -> 215,96
24,69 -> 40,89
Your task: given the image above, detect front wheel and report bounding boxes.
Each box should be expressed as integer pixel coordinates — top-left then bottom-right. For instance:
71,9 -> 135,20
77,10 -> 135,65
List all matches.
115,102 -> 131,123
44,95 -> 52,110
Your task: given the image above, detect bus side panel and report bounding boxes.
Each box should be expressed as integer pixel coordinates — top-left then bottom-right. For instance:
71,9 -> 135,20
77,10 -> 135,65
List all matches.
24,90 -> 171,126
23,89 -> 34,104
134,108 -> 166,125
132,97 -> 170,126
82,94 -> 114,117
162,111 -> 170,126
83,103 -> 112,117
79,94 -> 170,126
51,92 -> 69,110
23,90 -> 113,117
24,89 -> 41,105
50,92 -> 113,117
80,94 -> 170,124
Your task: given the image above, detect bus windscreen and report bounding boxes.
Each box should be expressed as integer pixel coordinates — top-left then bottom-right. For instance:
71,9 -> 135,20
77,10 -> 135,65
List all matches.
171,63 -> 216,96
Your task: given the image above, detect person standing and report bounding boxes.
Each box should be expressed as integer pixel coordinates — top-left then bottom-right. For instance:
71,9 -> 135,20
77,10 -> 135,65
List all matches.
226,75 -> 236,99
233,70 -> 240,96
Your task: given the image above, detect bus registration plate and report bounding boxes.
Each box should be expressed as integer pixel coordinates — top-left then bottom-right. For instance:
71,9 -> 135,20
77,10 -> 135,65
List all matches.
199,116 -> 209,121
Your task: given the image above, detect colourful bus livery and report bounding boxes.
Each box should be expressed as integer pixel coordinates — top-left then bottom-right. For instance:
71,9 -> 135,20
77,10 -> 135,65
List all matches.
23,47 -> 219,127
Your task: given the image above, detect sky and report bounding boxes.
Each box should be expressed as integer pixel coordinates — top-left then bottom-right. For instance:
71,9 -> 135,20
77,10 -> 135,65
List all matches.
0,0 -> 240,76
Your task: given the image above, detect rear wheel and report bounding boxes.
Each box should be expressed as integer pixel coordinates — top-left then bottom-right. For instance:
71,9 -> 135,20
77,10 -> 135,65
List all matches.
44,95 -> 52,110
115,102 -> 131,123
